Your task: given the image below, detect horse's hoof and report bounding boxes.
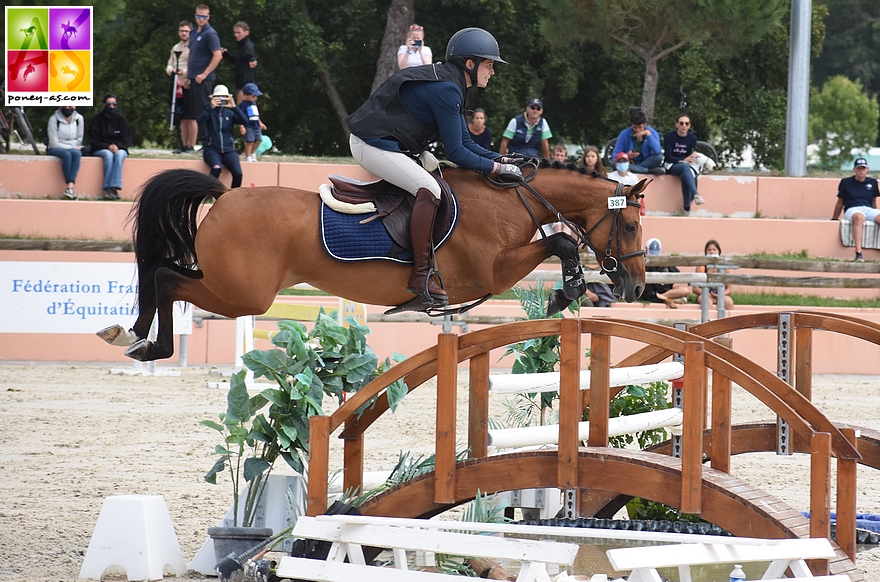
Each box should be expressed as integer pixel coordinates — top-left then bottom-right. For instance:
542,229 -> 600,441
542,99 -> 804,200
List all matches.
546,289 -> 572,317
124,339 -> 151,361
96,324 -> 138,346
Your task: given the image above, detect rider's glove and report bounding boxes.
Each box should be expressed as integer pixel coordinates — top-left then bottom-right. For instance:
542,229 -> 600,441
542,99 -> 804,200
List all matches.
499,163 -> 523,180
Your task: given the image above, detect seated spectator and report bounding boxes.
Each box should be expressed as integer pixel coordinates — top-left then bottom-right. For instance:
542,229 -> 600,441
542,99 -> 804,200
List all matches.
607,152 -> 638,186
642,238 -> 691,308
611,108 -> 663,174
584,281 -> 616,307
46,106 -> 84,200
88,94 -> 131,201
467,108 -> 492,149
692,239 -> 734,311
197,84 -> 248,188
577,145 -> 607,177
663,114 -> 705,215
397,23 -> 432,69
552,143 -> 569,164
832,157 -> 879,261
500,98 -> 552,159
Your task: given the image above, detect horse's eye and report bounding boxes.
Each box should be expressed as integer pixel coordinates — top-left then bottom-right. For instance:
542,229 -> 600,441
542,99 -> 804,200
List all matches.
625,223 -> 637,233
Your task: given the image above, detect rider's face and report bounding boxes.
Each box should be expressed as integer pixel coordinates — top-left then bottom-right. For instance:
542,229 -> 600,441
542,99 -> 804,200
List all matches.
475,60 -> 494,88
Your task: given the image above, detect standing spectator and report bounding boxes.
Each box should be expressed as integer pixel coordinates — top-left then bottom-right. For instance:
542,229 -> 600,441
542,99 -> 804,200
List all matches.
46,106 -> 84,200
467,108 -> 491,149
607,152 -> 638,186
664,113 -> 705,215
499,98 -> 552,159
577,145 -> 607,177
238,82 -> 266,162
198,85 -> 248,188
832,157 -> 880,261
397,23 -> 432,69
88,94 -> 131,201
166,20 -> 194,153
222,21 -> 258,104
552,143 -> 568,164
611,108 -> 663,174
185,4 -> 222,144
642,238 -> 690,308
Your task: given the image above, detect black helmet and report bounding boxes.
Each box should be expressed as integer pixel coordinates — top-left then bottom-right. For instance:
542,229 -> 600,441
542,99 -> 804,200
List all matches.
446,27 -> 507,66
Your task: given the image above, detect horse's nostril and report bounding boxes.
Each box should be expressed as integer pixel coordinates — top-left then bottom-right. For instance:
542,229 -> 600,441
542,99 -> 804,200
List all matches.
633,285 -> 643,300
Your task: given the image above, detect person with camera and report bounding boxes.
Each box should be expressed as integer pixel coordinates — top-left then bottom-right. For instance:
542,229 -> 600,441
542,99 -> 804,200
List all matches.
347,27 -> 521,308
397,23 -> 432,69
196,85 -> 248,189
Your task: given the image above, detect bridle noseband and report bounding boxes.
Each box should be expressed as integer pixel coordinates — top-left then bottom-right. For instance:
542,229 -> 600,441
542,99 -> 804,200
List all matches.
489,160 -> 645,276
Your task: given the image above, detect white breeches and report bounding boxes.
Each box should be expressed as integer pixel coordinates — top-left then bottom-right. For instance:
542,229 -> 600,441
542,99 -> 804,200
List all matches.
349,134 -> 441,199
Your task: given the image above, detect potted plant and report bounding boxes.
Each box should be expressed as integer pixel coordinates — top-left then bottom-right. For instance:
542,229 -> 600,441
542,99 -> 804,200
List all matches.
201,311 -> 404,563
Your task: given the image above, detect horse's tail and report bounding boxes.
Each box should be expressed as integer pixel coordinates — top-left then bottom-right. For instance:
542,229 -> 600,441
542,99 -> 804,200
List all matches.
127,169 -> 228,309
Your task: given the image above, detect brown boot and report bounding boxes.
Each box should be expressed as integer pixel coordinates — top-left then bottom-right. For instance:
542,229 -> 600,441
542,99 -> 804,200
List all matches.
407,188 -> 448,306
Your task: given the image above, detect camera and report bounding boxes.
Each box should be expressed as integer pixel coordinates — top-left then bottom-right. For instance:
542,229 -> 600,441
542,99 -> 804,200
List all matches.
413,39 -> 422,47
217,97 -> 228,105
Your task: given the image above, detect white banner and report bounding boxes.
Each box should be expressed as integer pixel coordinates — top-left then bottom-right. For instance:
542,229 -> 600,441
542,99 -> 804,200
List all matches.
0,262 -> 191,334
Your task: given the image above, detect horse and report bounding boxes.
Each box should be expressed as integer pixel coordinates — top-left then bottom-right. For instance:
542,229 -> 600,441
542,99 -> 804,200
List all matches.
97,162 -> 648,361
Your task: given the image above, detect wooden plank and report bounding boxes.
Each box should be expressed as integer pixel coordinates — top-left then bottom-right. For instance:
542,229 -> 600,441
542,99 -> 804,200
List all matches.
709,273 -> 880,288
795,325 -> 813,400
710,368 -> 732,474
558,319 -> 583,489
586,332 -> 609,448
434,333 -> 458,504
308,415 -> 331,516
836,427 -> 858,563
342,433 -> 364,496
467,351 -> 490,459
809,431 -> 832,576
645,254 -> 880,273
681,341 -> 705,514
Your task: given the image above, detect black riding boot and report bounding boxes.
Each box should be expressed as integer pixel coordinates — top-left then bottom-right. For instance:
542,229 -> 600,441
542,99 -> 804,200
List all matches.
407,188 -> 448,306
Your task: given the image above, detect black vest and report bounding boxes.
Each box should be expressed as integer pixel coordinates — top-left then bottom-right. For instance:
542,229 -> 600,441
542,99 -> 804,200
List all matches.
345,62 -> 468,154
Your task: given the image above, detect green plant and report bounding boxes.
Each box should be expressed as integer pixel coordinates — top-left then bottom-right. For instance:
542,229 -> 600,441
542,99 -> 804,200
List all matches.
604,381 -> 671,449
202,311 -> 405,527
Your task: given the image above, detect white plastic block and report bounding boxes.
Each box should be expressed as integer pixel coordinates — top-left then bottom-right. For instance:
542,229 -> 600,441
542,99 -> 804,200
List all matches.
79,495 -> 186,581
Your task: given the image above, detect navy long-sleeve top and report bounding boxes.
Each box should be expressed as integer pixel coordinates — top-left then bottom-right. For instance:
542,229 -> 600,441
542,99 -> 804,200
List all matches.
197,105 -> 248,153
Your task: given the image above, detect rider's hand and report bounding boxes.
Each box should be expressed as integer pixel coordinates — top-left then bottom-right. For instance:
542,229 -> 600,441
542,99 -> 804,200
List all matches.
495,154 -> 525,164
499,163 -> 523,180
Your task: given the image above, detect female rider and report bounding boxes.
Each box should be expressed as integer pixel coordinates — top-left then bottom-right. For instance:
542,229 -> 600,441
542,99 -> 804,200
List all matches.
346,28 -> 521,308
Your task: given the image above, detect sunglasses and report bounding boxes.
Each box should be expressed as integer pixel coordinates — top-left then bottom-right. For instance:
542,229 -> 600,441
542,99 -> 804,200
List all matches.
195,14 -> 209,19
678,121 -> 691,126
529,105 -> 542,111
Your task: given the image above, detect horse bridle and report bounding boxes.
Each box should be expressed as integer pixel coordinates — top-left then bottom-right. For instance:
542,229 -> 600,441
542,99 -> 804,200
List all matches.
489,160 -> 646,275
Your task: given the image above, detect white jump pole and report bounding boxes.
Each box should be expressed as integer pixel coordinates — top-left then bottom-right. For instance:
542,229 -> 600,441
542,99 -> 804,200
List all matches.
488,362 -> 684,395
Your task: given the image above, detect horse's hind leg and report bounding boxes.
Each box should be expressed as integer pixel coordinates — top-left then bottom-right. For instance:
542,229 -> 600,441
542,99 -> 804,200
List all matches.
124,267 -> 199,361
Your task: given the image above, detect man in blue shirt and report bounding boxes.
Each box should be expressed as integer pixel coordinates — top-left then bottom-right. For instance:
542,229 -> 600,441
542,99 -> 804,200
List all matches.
346,28 -> 521,308
184,4 -> 222,145
832,157 -> 879,261
611,108 -> 663,174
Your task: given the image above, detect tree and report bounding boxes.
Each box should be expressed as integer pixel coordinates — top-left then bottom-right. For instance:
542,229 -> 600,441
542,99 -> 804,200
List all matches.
539,0 -> 788,124
371,0 -> 415,93
809,76 -> 880,170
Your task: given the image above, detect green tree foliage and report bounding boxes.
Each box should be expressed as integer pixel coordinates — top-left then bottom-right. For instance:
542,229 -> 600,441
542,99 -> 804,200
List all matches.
809,75 -> 880,170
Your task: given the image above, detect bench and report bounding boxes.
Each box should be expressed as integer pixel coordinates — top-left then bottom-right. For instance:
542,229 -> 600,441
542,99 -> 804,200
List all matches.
275,514 -> 583,582
605,537 -> 842,582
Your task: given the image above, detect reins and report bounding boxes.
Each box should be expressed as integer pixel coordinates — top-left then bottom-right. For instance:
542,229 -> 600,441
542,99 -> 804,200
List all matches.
488,160 -> 645,275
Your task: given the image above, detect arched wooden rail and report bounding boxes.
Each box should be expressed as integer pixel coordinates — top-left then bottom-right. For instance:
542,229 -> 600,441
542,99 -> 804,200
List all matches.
306,312 -> 876,580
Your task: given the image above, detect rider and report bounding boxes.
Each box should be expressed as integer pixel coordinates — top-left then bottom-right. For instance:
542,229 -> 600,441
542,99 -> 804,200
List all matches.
345,27 -> 523,308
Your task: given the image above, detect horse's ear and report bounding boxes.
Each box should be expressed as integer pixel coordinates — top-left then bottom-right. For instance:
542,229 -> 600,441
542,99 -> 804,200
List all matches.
630,178 -> 651,197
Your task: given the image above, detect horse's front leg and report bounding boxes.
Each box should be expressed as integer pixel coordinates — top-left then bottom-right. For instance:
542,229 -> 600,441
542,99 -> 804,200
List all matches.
490,233 -> 586,305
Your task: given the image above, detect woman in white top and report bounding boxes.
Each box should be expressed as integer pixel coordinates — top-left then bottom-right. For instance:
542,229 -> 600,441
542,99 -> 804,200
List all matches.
397,23 -> 432,69
46,106 -> 85,200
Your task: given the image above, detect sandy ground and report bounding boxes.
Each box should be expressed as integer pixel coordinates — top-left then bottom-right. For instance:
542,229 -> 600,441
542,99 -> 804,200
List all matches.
1,363 -> 880,581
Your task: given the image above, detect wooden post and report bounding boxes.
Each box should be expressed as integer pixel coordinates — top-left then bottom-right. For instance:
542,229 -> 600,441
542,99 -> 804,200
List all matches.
558,319 -> 582,491
836,427 -> 859,563
586,332 -> 610,448
709,369 -> 732,474
681,341 -> 705,514
809,431 -> 831,576
342,433 -> 364,496
468,351 -> 490,459
795,325 -> 813,401
307,414 -> 331,516
434,333 -> 458,504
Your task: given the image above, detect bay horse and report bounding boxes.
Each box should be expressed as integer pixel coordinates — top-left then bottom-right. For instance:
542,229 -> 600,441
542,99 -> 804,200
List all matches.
98,162 -> 647,361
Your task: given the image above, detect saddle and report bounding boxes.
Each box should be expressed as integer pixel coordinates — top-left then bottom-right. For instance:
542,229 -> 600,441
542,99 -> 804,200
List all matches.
327,174 -> 454,250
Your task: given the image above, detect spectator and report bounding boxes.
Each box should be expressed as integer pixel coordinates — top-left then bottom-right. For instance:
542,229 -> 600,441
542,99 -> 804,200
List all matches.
499,98 -> 552,159
238,82 -> 266,162
611,108 -> 663,174
663,113 -> 705,215
584,282 -> 616,307
641,238 -> 690,308
577,145 -> 607,177
222,21 -> 258,104
346,27 -> 515,307
832,157 -> 879,261
607,152 -> 638,186
197,85 -> 248,188
692,239 -> 734,311
167,20 -> 194,153
46,106 -> 84,200
88,94 -> 131,201
467,108 -> 492,149
398,23 -> 432,69
185,4 -> 222,145
552,143 -> 568,164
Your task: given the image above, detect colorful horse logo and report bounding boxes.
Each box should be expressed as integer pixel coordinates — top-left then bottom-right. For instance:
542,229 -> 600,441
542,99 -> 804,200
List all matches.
20,26 -> 36,38
61,65 -> 78,79
61,21 -> 78,40
23,63 -> 36,81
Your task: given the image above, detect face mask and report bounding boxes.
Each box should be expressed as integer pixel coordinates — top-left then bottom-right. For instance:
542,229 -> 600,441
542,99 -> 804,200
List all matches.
60,107 -> 74,118
706,251 -> 719,257
103,104 -> 117,115
616,162 -> 629,173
